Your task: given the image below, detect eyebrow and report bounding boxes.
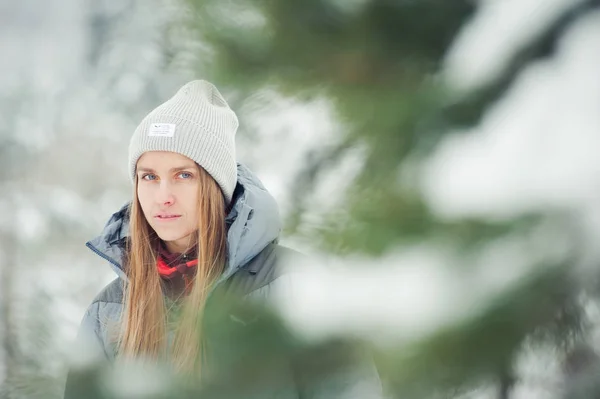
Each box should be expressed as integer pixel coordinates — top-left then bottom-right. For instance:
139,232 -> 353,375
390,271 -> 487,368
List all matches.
136,165 -> 196,174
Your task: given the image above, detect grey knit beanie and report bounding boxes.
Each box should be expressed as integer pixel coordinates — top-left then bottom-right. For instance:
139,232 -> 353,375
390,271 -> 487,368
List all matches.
128,80 -> 239,204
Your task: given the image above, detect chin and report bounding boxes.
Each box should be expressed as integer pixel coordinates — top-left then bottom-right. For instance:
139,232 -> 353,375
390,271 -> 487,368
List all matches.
153,227 -> 194,243
154,231 -> 185,242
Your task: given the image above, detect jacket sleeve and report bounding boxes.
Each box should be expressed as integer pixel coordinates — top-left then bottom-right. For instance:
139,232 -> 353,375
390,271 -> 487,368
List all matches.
63,302 -> 110,399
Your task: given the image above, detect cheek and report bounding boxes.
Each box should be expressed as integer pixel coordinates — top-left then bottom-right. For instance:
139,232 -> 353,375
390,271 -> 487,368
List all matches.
182,187 -> 199,218
136,186 -> 152,214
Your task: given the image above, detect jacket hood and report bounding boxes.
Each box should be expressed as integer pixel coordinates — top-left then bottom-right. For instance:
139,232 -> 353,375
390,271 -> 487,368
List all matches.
86,163 -> 282,285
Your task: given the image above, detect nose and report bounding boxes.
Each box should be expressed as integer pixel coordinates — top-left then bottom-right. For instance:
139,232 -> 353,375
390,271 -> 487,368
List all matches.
156,181 -> 175,206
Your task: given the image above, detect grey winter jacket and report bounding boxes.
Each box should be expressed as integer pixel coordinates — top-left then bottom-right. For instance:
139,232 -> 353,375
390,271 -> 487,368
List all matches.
64,163 -> 382,398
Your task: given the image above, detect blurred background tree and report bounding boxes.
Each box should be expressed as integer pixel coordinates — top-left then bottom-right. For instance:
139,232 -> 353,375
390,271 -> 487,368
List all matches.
3,0 -> 600,398
177,0 -> 600,398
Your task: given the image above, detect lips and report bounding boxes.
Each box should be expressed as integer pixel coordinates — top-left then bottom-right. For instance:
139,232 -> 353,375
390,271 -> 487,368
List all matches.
155,214 -> 181,220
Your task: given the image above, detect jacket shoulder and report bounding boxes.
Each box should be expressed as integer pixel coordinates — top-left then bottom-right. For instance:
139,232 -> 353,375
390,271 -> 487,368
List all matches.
224,243 -> 303,297
92,278 -> 125,305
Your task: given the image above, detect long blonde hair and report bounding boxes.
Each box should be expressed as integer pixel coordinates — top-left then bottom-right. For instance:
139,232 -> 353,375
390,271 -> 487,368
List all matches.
117,164 -> 228,376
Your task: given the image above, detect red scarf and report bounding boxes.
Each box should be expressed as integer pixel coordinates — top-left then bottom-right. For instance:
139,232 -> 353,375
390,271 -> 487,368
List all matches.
156,243 -> 198,294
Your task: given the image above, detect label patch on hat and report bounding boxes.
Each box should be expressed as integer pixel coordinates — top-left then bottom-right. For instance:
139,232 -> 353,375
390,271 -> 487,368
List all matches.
148,123 -> 176,137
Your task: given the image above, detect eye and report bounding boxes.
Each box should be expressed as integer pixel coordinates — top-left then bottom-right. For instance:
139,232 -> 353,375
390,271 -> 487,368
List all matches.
140,173 -> 157,181
178,171 -> 193,179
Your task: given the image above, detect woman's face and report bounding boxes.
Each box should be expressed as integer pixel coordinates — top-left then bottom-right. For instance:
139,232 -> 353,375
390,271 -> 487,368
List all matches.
136,151 -> 199,254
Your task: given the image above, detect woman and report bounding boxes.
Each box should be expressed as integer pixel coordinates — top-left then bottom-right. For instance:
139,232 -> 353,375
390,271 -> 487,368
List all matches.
64,80 -> 381,398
